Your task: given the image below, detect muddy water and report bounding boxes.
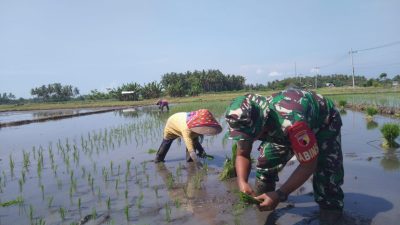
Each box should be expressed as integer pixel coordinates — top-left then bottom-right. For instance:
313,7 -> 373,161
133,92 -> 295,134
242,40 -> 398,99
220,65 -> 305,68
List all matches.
0,107 -> 399,225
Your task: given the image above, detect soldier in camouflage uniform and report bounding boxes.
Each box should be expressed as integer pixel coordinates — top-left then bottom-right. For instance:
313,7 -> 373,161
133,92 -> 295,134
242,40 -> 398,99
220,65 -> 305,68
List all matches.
225,88 -> 344,219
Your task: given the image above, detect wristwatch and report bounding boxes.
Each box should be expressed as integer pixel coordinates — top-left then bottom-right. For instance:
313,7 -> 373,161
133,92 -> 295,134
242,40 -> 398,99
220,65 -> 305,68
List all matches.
276,189 -> 288,202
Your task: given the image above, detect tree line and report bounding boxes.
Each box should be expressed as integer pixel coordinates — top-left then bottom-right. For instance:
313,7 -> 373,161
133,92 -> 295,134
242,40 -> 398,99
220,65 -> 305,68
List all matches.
267,73 -> 400,90
2,71 -> 400,104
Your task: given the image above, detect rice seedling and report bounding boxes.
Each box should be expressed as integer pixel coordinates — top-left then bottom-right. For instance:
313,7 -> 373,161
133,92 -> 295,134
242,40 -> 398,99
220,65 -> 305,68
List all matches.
338,100 -> 347,109
136,192 -> 144,209
2,171 -> 6,186
117,165 -> 121,176
381,123 -> 400,148
366,106 -> 378,120
154,186 -> 159,198
36,218 -> 46,225
0,196 -> 24,207
23,150 -> 30,170
92,207 -> 97,220
40,184 -> 45,200
59,207 -> 65,221
115,179 -> 119,190
9,154 -> 15,177
238,192 -> 262,205
21,170 -> 26,183
192,172 -> 203,189
165,203 -> 171,222
174,199 -> 181,208
29,204 -> 34,223
47,196 -> 53,208
126,160 -> 131,173
219,142 -> 237,181
166,174 -> 174,190
106,196 -> 111,211
78,198 -> 81,212
147,148 -> 157,154
124,204 -> 129,221
125,189 -> 128,200
110,161 -> 114,175
18,179 -> 23,193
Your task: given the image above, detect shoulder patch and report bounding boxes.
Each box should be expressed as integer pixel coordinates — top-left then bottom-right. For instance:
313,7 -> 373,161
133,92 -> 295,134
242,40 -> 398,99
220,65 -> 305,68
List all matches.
288,121 -> 318,163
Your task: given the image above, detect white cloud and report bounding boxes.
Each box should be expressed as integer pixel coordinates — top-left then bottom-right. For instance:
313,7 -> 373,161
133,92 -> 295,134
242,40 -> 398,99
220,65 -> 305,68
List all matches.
268,71 -> 281,77
256,68 -> 264,75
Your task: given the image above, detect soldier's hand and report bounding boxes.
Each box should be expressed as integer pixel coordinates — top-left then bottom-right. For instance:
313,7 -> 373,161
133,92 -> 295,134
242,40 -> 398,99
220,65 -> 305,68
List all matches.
255,192 -> 279,211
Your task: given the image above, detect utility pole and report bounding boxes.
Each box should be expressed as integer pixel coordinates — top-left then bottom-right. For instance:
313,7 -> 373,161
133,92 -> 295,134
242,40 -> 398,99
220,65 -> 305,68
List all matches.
349,48 -> 357,88
314,67 -> 320,89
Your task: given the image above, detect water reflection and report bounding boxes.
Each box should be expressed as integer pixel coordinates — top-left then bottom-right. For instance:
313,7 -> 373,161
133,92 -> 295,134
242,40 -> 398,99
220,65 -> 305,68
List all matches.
380,150 -> 400,171
366,120 -> 379,130
340,109 -> 347,116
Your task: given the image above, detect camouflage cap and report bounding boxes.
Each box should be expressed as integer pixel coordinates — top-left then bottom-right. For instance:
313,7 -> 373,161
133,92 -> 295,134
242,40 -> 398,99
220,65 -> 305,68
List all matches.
225,94 -> 270,141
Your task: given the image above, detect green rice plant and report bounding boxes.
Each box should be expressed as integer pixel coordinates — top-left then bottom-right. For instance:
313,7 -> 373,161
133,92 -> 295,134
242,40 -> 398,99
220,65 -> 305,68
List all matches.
125,189 -> 128,200
126,159 -> 131,173
192,172 -> 203,189
81,166 -> 86,178
18,179 -> 23,193
124,204 -> 129,221
165,203 -> 171,222
380,123 -> 400,148
37,218 -> 46,225
174,199 -> 181,208
23,150 -> 30,170
154,186 -> 159,198
106,196 -> 111,211
117,165 -> 121,175
238,192 -> 262,205
21,170 -> 26,183
9,154 -> 15,177
366,106 -> 378,119
219,142 -> 237,181
338,100 -> 347,109
2,171 -> 6,186
115,179 -> 119,190
147,148 -> 157,154
110,161 -> 114,175
29,204 -> 34,223
136,192 -> 144,209
78,198 -> 81,211
166,174 -> 174,190
92,207 -> 97,220
47,196 -> 53,208
0,196 -> 24,207
40,184 -> 45,200
59,207 -> 65,221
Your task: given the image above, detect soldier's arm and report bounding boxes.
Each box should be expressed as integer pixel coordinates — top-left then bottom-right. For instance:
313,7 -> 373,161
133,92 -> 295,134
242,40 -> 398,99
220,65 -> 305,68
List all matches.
280,121 -> 318,196
236,140 -> 255,195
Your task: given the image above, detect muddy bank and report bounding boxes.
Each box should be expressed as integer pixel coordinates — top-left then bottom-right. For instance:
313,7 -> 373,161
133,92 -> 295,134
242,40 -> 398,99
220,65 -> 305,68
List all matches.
344,103 -> 400,117
0,107 -> 131,128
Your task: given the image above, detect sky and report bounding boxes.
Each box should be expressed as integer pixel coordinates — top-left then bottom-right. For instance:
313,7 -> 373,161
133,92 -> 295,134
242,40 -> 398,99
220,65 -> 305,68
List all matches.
1,0 -> 400,98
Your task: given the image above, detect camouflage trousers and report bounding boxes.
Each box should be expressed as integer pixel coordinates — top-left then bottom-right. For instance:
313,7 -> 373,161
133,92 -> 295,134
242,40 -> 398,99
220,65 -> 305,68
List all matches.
256,112 -> 344,210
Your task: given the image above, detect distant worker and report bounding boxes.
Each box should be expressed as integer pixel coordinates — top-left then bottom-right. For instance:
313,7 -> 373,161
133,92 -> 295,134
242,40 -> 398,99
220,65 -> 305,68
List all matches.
156,99 -> 170,112
155,109 -> 222,165
225,88 -> 344,223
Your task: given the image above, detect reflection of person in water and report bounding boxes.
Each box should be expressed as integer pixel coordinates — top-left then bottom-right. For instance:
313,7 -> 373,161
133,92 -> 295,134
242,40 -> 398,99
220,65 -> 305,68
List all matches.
155,163 -> 218,224
155,109 -> 222,165
156,99 -> 170,112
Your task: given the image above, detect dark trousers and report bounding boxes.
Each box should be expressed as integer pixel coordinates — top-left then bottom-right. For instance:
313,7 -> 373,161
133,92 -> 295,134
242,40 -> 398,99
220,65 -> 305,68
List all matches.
155,137 -> 204,162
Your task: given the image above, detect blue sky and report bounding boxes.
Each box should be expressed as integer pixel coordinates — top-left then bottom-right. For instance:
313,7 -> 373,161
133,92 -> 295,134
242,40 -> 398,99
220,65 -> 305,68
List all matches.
1,0 -> 399,98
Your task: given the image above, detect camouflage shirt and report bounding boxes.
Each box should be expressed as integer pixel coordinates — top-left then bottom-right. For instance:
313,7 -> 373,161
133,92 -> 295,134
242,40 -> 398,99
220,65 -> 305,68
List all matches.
226,88 -> 336,143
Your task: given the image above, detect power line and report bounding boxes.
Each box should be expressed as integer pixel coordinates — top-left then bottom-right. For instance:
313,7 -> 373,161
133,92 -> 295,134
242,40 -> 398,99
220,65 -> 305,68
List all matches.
353,41 -> 400,53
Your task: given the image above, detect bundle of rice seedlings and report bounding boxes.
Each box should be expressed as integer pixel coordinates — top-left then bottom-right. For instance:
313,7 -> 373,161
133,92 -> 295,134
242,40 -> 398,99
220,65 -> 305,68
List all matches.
219,142 -> 237,181
239,192 -> 262,205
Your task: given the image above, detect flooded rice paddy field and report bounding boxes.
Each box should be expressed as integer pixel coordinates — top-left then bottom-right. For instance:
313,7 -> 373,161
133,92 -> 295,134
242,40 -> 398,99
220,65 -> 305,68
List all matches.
0,105 -> 399,225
